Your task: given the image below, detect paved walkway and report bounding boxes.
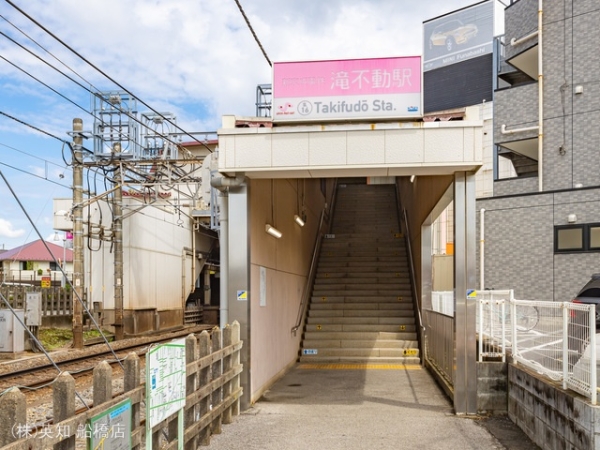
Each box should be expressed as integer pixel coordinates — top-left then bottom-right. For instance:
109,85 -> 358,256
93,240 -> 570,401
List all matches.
207,363 -> 538,450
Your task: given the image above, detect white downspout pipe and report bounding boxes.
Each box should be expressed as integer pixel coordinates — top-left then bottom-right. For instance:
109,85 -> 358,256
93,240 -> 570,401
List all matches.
480,208 -> 485,291
538,0 -> 544,192
218,192 -> 229,328
211,172 -> 246,328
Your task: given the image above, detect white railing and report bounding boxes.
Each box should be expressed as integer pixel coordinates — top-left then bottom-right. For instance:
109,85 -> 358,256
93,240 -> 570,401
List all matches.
477,297 -> 597,405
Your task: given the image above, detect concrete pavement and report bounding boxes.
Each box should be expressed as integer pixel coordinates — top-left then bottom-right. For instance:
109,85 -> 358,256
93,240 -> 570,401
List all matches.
207,363 -> 538,450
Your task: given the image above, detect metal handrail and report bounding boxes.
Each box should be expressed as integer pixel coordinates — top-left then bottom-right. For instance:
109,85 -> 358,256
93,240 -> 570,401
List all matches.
402,207 -> 424,332
291,180 -> 338,335
291,210 -> 325,335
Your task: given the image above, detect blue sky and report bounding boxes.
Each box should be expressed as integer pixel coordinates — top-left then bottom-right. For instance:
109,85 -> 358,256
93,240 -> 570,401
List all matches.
0,0 -> 500,251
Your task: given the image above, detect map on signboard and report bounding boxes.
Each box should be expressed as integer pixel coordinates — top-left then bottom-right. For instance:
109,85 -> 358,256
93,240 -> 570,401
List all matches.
146,339 -> 186,428
87,399 -> 132,450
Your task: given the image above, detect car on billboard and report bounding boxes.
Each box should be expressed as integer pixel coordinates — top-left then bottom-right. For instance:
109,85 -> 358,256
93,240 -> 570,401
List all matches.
428,19 -> 478,52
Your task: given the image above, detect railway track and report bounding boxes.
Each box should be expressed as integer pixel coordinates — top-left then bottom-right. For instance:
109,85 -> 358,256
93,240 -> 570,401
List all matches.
0,324 -> 213,392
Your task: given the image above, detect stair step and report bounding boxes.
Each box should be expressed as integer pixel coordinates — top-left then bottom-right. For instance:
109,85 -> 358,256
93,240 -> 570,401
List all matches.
316,273 -> 409,280
315,266 -> 408,274
314,278 -> 410,285
303,331 -> 417,340
305,316 -> 415,325
299,348 -> 420,358
310,296 -> 412,303
308,312 -> 415,320
312,290 -> 413,297
299,355 -> 421,364
310,302 -> 411,310
305,324 -> 417,333
302,339 -> 417,349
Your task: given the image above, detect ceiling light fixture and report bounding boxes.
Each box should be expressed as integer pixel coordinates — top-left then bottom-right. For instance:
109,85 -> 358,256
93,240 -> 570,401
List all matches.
265,224 -> 282,238
294,214 -> 305,227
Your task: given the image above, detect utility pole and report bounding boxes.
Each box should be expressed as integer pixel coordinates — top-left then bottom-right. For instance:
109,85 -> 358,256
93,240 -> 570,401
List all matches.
112,145 -> 124,340
72,119 -> 84,349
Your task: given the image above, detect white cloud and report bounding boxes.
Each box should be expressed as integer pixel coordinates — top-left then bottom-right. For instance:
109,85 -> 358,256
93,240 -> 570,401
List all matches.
0,218 -> 26,238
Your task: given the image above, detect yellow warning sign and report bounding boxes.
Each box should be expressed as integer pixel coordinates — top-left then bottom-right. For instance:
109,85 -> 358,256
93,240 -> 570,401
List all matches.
237,290 -> 248,301
41,277 -> 51,288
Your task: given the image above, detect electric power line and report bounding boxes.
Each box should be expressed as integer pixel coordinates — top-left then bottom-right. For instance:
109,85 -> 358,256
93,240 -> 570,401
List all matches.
233,0 -> 272,67
4,0 -> 214,153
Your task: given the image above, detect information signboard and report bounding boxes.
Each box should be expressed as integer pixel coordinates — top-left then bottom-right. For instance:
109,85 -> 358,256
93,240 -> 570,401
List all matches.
146,338 -> 186,428
272,56 -> 422,122
87,399 -> 132,450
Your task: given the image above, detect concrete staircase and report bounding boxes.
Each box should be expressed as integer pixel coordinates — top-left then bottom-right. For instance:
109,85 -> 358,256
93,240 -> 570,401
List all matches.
299,181 -> 420,364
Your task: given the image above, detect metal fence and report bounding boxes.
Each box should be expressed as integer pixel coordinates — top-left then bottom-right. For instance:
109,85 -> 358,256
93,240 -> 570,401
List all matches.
477,297 -> 597,405
424,309 -> 455,386
0,323 -> 243,449
0,286 -> 74,317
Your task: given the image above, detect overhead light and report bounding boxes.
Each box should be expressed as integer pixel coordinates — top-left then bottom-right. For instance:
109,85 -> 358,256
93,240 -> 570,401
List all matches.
567,214 -> 577,224
410,175 -> 416,183
294,214 -> 305,227
265,224 -> 282,238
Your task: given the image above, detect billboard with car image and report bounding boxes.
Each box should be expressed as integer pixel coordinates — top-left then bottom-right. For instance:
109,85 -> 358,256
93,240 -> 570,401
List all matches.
423,0 -> 494,72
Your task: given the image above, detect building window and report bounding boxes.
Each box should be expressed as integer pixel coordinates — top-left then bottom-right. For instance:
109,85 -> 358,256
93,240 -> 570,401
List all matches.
555,223 -> 600,253
591,225 -> 600,250
50,261 -> 60,271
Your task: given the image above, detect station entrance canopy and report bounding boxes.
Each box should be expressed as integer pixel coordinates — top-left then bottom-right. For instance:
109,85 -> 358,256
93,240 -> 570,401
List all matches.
218,118 -> 483,179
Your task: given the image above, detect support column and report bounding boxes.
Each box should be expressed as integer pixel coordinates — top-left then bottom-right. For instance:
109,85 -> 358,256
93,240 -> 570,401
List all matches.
227,184 -> 251,410
453,171 -> 477,415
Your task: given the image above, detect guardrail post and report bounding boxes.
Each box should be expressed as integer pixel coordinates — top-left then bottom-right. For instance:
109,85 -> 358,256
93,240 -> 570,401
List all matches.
562,303 -> 568,389
54,372 -> 76,450
198,330 -> 211,445
93,360 -> 112,406
124,352 -> 141,450
223,324 -> 233,424
478,299 -> 483,362
510,300 -> 517,362
185,334 -> 198,450
211,326 -> 223,435
590,305 -> 597,405
500,301 -> 506,362
0,387 -> 26,446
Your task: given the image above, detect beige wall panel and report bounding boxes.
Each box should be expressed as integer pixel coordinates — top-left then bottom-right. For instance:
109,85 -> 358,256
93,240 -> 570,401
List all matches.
220,135 -> 234,169
248,177 -> 327,398
250,265 -> 303,398
424,129 -> 465,163
308,132 -> 347,166
347,131 -> 385,165
385,129 -> 424,164
272,134 -> 310,167
235,134 -> 272,168
249,180 -> 278,269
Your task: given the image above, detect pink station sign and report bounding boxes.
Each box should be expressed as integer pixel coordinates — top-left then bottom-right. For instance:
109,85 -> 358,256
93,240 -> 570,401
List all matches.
272,56 -> 422,122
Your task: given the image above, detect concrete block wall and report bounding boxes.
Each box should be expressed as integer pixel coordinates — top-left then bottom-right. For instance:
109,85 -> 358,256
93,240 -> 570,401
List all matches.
508,364 -> 600,450
476,187 -> 600,301
493,176 -> 537,197
494,83 -> 538,145
503,0 -> 538,61
477,362 -> 508,414
497,0 -> 600,192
